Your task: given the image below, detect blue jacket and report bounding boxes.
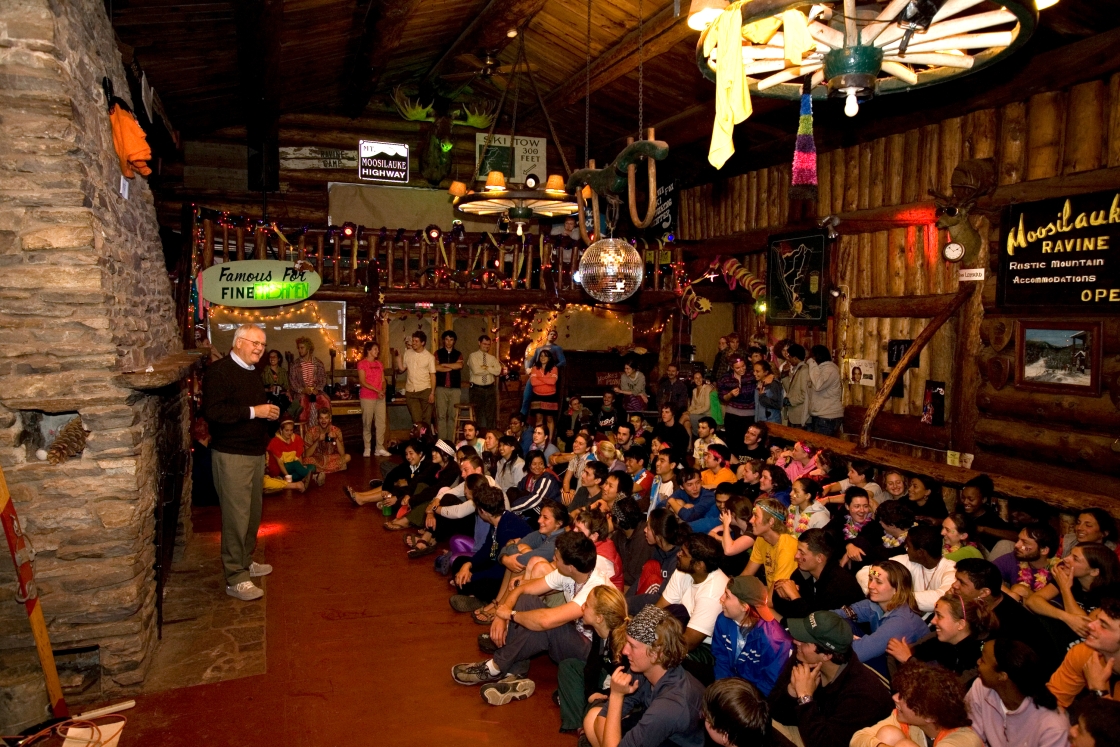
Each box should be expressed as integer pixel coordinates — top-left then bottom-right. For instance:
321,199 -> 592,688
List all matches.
832,599 -> 930,676
674,487 -> 718,532
712,615 -> 792,696
469,511 -> 531,580
755,379 -> 784,423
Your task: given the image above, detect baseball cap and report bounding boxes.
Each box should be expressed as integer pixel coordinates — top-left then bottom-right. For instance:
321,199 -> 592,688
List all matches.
726,576 -> 767,608
786,611 -> 853,655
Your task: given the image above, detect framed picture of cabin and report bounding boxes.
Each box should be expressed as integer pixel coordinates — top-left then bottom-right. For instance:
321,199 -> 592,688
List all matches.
1015,321 -> 1101,396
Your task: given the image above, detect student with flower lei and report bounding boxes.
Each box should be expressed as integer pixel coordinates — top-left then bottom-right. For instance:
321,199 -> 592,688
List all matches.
941,513 -> 984,563
786,478 -> 830,538
996,524 -> 1059,602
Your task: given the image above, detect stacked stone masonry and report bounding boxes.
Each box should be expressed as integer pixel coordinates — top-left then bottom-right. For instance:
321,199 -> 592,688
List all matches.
1,0 -> 189,725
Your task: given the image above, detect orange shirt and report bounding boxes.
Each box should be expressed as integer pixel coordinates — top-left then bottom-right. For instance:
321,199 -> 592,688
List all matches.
1047,642 -> 1120,708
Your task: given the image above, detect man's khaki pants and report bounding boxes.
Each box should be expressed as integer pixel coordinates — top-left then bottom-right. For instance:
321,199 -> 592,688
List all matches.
405,388 -> 433,428
212,451 -> 265,586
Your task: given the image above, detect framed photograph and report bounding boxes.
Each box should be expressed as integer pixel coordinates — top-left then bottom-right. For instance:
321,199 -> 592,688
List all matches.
1015,321 -> 1101,396
766,229 -> 829,327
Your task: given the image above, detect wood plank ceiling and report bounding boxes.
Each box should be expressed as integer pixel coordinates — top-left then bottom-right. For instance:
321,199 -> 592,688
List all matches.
111,1 -> 1120,197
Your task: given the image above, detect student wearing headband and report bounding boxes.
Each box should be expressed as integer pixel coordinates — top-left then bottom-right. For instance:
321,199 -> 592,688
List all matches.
582,605 -> 706,747
743,498 -> 798,588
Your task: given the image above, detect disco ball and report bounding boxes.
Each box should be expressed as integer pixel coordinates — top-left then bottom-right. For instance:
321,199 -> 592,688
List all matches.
577,237 -> 644,303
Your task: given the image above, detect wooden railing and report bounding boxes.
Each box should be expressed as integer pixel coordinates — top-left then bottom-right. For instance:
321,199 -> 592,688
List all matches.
191,216 -> 683,294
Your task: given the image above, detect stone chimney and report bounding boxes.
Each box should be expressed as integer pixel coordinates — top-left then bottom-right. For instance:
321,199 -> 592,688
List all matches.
1,0 -> 190,729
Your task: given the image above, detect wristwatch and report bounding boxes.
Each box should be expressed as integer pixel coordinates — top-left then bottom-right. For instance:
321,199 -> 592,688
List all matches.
1091,689 -> 1108,698
797,695 -> 814,706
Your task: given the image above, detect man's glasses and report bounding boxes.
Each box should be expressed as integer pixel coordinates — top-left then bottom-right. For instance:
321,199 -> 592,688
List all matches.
244,340 -> 266,348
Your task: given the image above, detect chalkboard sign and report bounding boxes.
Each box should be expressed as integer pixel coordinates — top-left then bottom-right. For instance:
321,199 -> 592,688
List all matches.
998,189 -> 1120,310
887,339 -> 919,371
766,229 -> 830,326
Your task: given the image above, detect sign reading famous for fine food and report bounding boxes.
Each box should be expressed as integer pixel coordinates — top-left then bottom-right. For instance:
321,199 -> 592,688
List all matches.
201,260 -> 322,307
358,140 -> 409,183
998,189 -> 1120,310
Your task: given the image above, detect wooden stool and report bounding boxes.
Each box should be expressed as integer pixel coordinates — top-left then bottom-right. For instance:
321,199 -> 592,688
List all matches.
453,403 -> 476,442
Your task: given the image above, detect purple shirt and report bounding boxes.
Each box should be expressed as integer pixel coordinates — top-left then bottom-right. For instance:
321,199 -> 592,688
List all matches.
964,678 -> 1068,747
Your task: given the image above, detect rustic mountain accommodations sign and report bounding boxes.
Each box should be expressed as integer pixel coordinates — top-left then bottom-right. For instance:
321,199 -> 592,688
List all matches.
998,189 -> 1120,310
201,260 -> 322,307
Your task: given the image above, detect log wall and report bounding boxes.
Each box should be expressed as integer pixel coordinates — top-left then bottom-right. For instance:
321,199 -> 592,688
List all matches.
679,72 -> 1120,509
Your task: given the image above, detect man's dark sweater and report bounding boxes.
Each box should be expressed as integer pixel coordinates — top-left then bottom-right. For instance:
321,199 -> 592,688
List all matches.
469,511 -> 531,580
772,562 -> 866,619
652,421 -> 690,463
768,651 -> 894,747
202,355 -> 271,456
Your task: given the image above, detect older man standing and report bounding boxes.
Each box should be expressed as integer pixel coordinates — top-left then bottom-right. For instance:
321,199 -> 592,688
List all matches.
202,324 -> 279,601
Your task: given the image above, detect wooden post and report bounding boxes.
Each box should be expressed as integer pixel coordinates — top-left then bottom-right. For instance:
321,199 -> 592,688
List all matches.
202,219 -> 214,268
1064,80 -> 1105,175
368,235 -> 378,287
333,234 -> 341,285
386,237 -> 394,288
255,227 -> 266,259
860,288 -> 971,447
221,224 -> 229,262
1026,91 -> 1066,180
350,234 -> 359,286
419,240 -> 428,283
316,234 -> 325,278
403,240 -> 410,287
298,234 -> 306,262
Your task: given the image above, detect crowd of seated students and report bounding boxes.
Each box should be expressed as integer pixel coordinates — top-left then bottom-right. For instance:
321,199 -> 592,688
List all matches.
342,342 -> 1118,746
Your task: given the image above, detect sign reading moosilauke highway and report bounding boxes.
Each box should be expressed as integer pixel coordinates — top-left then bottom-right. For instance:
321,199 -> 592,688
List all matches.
358,140 -> 409,184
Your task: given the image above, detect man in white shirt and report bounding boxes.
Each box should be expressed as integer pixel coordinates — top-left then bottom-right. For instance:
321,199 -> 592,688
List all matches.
452,532 -> 611,705
856,525 -> 955,614
466,334 -> 502,429
393,330 -> 436,428
807,344 -> 844,437
691,416 -> 726,466
656,533 -> 729,651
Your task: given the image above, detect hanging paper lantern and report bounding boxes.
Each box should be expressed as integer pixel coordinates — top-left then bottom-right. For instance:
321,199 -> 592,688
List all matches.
578,238 -> 645,303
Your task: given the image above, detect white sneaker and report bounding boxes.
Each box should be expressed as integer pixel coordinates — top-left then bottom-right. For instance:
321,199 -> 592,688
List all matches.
226,580 -> 263,601
249,562 -> 272,577
363,447 -> 371,457
375,448 -> 391,457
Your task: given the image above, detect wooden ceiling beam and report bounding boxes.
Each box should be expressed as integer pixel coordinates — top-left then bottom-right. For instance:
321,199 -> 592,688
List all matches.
525,5 -> 694,125
343,0 -> 424,118
422,0 -> 551,82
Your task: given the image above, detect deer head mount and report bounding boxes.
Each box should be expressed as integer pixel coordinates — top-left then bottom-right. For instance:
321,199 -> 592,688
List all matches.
929,158 -> 996,265
391,86 -> 496,185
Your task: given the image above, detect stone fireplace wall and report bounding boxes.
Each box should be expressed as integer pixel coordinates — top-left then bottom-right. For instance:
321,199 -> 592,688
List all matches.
0,0 -> 187,727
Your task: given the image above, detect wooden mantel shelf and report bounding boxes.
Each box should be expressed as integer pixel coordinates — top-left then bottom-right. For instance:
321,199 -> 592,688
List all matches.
115,350 -> 205,391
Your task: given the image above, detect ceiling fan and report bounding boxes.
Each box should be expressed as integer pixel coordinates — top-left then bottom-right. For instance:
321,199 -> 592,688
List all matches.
441,51 -> 538,91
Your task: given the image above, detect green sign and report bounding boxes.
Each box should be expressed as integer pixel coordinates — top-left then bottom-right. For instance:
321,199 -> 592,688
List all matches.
200,260 -> 322,307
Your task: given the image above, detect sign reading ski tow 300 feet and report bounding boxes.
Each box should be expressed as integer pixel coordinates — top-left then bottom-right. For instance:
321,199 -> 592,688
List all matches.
999,190 -> 1120,310
358,140 -> 409,183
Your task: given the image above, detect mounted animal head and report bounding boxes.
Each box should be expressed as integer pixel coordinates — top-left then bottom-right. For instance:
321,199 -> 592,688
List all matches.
929,158 -> 996,264
391,87 -> 496,185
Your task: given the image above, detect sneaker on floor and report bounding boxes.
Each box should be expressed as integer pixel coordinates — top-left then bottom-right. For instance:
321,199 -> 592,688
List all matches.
226,580 -> 263,601
477,632 -> 499,654
363,447 -> 371,457
480,676 -> 536,706
314,471 -> 326,486
452,660 -> 503,686
375,448 -> 391,457
248,562 -> 272,577
450,594 -> 485,613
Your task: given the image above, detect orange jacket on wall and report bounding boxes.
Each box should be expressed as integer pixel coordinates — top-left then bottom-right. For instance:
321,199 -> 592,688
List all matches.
109,103 -> 152,178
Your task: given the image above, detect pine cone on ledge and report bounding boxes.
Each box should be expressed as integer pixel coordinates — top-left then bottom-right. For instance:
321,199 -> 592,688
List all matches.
47,415 -> 88,465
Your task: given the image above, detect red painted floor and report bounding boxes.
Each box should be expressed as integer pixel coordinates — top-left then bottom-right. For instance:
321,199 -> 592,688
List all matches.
118,458 -> 568,746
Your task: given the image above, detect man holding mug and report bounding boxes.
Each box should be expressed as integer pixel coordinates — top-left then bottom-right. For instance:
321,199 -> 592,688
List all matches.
202,324 -> 279,601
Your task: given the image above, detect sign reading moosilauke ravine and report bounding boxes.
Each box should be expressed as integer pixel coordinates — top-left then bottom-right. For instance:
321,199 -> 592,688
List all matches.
358,140 -> 409,183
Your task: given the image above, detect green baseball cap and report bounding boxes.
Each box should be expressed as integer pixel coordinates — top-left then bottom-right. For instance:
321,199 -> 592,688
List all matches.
786,611 -> 853,655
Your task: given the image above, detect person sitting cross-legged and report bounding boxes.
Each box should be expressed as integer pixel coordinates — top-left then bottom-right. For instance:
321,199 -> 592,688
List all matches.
771,528 -> 865,621
452,532 -> 613,704
768,610 -> 894,747
651,534 -> 728,683
582,604 -> 707,747
449,484 -> 531,613
850,659 -> 983,747
712,576 -> 792,695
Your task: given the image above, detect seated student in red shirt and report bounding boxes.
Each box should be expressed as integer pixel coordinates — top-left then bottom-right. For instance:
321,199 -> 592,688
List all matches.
266,417 -> 316,492
573,508 -> 625,590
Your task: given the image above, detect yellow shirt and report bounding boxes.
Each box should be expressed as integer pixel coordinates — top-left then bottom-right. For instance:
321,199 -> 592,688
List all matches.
702,466 -> 736,490
748,533 -> 798,586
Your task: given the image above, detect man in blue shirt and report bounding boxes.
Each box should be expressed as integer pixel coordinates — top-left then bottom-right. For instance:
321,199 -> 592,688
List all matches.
712,576 -> 792,696
668,469 -> 717,533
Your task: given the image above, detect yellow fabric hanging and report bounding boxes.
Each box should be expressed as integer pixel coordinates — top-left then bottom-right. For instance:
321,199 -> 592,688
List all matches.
706,3 -> 751,169
781,10 -> 813,66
